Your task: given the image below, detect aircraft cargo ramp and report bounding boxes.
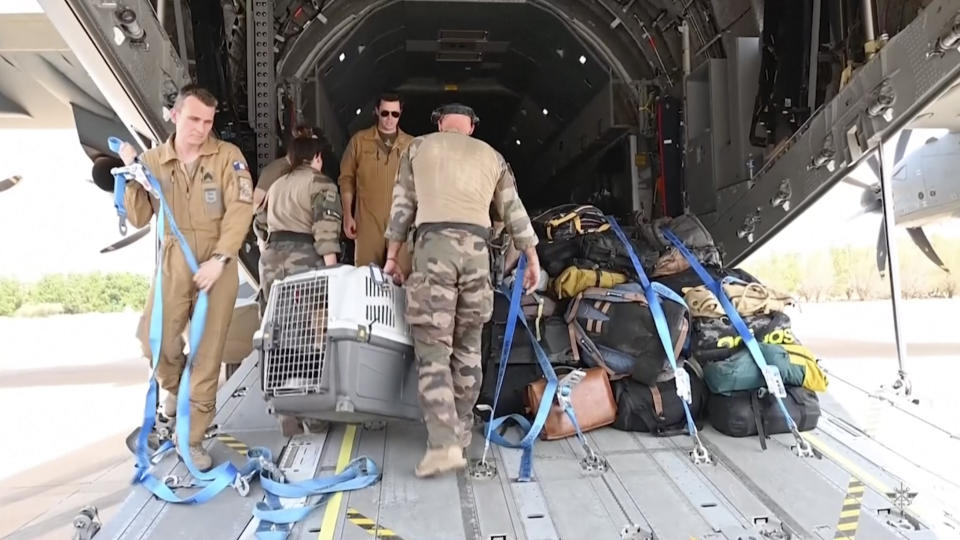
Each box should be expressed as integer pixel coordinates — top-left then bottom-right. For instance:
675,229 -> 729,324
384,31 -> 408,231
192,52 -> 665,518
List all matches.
97,354 -> 951,540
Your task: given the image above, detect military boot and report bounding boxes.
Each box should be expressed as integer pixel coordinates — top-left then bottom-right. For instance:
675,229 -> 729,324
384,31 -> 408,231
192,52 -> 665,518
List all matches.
459,422 -> 473,449
185,445 -> 212,472
415,445 -> 467,478
162,392 -> 177,418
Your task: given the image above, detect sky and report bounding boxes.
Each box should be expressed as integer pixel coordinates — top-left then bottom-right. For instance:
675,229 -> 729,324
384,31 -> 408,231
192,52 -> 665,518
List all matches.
0,129 -> 156,281
744,127 -> 960,263
0,0 -> 42,14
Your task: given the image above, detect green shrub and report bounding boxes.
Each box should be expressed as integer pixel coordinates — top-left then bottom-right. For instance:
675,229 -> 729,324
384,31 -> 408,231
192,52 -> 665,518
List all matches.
16,272 -> 151,315
0,278 -> 26,316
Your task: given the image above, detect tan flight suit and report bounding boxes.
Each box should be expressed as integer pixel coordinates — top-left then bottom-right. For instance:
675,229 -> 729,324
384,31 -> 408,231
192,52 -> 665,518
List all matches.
124,134 -> 254,445
339,125 -> 413,272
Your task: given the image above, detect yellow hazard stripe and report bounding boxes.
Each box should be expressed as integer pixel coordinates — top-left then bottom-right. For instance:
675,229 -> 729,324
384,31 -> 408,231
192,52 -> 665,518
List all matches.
802,433 -> 891,496
318,424 -> 358,540
834,477 -> 863,539
216,434 -> 249,457
345,509 -> 403,538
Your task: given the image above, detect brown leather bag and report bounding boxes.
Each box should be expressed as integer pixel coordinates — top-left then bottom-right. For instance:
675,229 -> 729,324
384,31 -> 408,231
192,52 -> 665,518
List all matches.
524,366 -> 617,440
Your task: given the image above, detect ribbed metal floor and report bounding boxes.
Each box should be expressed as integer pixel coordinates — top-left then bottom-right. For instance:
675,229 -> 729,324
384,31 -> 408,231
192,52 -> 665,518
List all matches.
98,356 -> 941,540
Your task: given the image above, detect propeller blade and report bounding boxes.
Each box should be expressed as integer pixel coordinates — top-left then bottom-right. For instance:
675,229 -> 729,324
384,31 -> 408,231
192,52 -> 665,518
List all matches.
877,222 -> 888,278
906,227 -> 951,274
100,225 -> 151,253
893,128 -> 913,166
865,153 -> 881,180
0,175 -> 23,192
841,175 -> 874,190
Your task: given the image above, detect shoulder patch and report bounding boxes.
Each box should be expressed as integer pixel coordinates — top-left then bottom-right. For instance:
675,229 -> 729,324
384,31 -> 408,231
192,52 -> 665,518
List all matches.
233,161 -> 248,172
238,176 -> 253,203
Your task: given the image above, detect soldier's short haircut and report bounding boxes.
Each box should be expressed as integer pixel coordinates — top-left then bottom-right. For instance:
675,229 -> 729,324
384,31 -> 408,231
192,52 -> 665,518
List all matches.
378,92 -> 403,109
173,84 -> 218,109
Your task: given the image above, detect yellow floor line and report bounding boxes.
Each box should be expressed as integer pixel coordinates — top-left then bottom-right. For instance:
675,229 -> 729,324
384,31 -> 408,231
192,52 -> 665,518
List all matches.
318,424 -> 358,540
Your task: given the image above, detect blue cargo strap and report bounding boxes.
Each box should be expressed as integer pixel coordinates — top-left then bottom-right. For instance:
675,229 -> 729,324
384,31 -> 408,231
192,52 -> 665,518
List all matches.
480,253 -> 604,480
108,137 -> 381,538
660,225 -> 814,458
605,216 -> 711,464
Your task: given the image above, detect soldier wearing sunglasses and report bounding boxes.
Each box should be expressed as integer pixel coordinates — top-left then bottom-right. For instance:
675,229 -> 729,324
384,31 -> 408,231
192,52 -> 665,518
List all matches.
339,92 -> 414,271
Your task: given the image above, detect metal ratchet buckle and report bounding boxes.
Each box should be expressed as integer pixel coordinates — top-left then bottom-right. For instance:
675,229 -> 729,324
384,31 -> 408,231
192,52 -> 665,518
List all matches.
578,444 -> 609,473
113,164 -> 159,198
690,436 -> 713,465
162,474 -> 194,490
232,473 -> 251,497
791,431 -> 814,458
468,458 -> 498,480
256,455 -> 286,484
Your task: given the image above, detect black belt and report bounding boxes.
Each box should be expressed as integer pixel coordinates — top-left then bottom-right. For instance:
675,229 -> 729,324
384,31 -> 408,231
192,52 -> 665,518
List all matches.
416,222 -> 491,243
266,231 -> 313,244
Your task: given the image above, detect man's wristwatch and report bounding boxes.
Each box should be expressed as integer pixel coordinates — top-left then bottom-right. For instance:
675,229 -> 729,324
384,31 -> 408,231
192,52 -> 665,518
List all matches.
211,253 -> 232,265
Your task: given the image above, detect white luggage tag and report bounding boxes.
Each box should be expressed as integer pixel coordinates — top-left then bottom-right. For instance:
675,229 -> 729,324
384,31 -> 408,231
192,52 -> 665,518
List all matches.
674,367 -> 692,404
761,364 -> 787,398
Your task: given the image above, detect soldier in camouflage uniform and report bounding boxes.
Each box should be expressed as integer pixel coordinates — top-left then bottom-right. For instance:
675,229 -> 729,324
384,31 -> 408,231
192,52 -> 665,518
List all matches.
383,103 -> 542,477
254,136 -> 342,308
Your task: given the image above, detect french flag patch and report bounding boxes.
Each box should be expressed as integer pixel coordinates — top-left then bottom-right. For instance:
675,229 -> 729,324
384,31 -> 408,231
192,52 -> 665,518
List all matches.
233,161 -> 247,171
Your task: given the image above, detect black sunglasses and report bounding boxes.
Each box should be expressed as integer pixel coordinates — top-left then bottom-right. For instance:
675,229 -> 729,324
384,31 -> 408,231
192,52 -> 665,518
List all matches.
379,110 -> 401,118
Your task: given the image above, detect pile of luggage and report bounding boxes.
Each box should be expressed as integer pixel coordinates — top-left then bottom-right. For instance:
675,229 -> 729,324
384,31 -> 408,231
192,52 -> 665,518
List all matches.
478,204 -> 829,449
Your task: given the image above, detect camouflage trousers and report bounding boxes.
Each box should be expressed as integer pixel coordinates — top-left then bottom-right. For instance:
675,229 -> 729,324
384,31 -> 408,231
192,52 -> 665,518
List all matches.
405,228 -> 493,449
260,240 -> 324,310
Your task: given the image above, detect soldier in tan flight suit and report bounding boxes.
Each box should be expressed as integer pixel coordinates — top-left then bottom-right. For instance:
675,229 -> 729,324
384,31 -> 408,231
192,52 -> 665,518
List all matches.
253,135 -> 342,304
339,92 -> 413,271
383,103 -> 542,477
118,84 -> 254,471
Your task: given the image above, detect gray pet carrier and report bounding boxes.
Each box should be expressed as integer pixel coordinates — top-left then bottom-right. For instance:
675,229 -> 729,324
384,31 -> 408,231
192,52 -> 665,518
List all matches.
255,264 -> 422,424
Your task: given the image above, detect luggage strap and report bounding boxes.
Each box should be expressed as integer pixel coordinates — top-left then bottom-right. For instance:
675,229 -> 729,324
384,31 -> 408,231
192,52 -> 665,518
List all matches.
605,216 -> 711,465
480,253 -> 606,481
660,225 -> 814,458
109,137 -> 381,539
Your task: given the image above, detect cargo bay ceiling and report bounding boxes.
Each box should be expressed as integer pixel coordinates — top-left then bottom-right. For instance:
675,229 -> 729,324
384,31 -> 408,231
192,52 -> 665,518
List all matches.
268,0 -> 746,185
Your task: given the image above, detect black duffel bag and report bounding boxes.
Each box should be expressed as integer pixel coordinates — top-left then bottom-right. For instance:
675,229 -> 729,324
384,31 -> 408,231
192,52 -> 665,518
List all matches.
611,361 -> 707,435
536,237 -> 581,277
708,386 -> 820,448
577,229 -> 659,277
478,314 -> 577,418
692,311 -> 797,362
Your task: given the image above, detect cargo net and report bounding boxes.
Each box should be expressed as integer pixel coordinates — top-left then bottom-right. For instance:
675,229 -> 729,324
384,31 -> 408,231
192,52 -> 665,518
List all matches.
262,274 -> 329,396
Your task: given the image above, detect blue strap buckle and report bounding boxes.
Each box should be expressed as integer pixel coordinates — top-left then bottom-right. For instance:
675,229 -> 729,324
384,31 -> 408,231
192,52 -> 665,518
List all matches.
660,225 -> 814,458
604,216 -> 713,465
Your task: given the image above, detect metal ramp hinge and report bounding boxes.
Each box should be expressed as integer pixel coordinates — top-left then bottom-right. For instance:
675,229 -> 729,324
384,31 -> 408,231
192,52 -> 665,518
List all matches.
619,523 -> 653,540
72,505 -> 101,540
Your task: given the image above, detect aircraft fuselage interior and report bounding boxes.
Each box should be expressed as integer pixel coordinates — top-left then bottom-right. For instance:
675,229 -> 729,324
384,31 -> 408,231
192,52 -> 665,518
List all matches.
12,0 -> 958,287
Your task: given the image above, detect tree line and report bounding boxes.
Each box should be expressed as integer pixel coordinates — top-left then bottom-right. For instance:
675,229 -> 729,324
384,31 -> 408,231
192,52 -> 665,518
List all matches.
740,235 -> 960,302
